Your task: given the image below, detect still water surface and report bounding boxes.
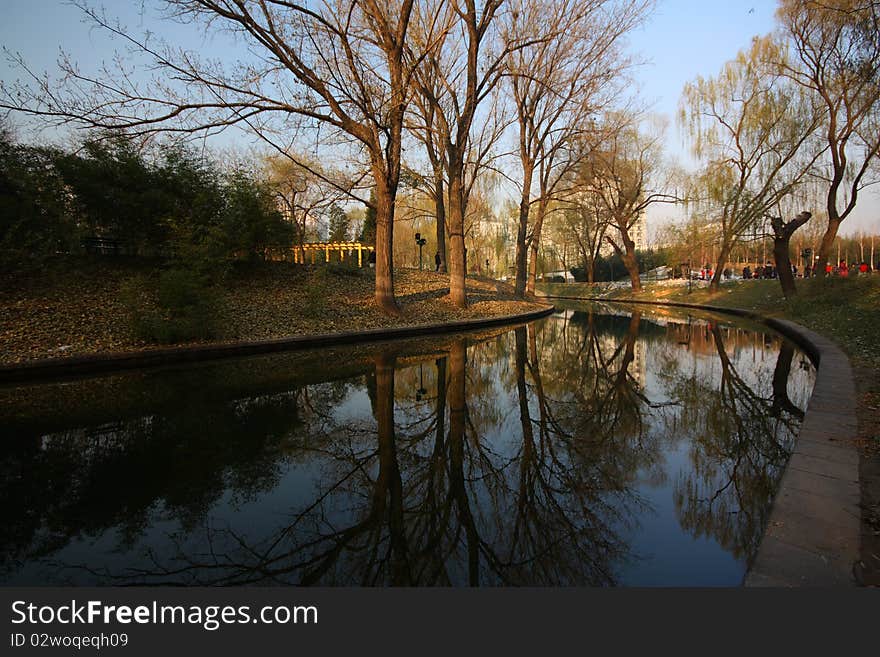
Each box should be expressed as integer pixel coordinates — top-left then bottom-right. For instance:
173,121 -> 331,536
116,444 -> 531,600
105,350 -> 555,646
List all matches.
1,303 -> 815,586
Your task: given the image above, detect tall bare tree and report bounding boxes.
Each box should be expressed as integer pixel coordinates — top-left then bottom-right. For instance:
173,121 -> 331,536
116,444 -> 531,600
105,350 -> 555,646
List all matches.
2,0 -> 445,314
410,0 -> 547,307
506,0 -> 650,296
775,0 -> 880,273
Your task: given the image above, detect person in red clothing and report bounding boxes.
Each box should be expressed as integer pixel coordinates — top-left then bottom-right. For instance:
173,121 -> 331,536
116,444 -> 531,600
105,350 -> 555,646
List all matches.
859,261 -> 869,275
825,263 -> 833,276
839,260 -> 848,277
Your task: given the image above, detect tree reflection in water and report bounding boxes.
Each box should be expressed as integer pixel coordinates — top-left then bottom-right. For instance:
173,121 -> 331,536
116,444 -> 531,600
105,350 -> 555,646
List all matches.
671,323 -> 806,564
0,306 -> 814,586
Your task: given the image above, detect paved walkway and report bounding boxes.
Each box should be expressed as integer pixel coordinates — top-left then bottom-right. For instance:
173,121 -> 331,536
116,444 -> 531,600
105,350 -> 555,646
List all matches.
745,319 -> 859,586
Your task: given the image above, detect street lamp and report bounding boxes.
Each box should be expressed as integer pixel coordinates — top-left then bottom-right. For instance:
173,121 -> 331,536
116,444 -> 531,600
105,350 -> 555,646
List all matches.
415,232 -> 427,270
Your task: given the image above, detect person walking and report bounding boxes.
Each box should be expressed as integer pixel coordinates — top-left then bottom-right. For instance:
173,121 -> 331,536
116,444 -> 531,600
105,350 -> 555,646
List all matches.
434,252 -> 441,272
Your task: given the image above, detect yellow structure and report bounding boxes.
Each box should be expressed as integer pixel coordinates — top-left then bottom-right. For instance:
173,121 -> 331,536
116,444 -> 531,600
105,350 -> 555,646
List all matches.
283,242 -> 375,266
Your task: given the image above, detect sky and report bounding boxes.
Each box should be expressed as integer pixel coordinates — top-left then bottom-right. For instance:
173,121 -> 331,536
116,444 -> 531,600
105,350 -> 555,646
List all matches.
1,0 -> 877,235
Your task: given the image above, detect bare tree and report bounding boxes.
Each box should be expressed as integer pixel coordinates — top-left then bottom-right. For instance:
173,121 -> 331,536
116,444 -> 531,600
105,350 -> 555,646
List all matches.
1,0 -> 446,314
265,153 -> 348,257
581,114 -> 677,291
555,182 -> 612,283
407,36 -> 451,273
410,0 -> 551,307
506,0 -> 650,296
775,0 -> 880,273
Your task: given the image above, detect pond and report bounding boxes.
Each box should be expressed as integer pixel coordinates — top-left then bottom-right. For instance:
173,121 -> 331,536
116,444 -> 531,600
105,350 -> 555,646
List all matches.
0,302 -> 816,586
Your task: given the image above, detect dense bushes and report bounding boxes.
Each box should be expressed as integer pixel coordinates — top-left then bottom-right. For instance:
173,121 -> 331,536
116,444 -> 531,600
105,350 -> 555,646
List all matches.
0,132 -> 72,266
570,248 -> 673,282
1,131 -> 293,267
1,130 -> 297,342
121,268 -> 219,343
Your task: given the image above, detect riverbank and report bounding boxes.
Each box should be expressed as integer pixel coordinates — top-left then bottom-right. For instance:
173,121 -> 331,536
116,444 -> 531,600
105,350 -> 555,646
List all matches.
0,257 -> 547,366
539,275 -> 880,586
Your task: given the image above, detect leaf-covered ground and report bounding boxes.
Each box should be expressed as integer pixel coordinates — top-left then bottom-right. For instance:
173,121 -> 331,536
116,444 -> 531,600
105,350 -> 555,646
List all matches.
0,257 -> 546,365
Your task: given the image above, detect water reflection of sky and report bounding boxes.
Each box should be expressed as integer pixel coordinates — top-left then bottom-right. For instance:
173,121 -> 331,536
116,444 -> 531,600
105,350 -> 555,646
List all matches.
0,303 -> 815,586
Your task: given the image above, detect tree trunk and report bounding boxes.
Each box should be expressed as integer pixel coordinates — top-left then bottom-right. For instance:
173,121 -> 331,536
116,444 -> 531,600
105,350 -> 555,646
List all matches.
514,166 -> 533,298
526,201 -> 547,295
373,176 -> 401,314
816,215 -> 842,275
446,172 -> 467,308
621,236 -> 641,293
771,212 -> 812,298
434,173 -> 447,273
774,236 -> 797,299
708,240 -> 732,293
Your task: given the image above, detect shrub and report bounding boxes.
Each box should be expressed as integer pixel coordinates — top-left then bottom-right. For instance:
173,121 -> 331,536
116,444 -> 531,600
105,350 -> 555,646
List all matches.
121,268 -> 218,343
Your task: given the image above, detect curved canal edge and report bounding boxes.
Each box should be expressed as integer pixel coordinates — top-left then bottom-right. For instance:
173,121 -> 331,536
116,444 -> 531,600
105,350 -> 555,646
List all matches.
0,304 -> 556,384
541,295 -> 860,587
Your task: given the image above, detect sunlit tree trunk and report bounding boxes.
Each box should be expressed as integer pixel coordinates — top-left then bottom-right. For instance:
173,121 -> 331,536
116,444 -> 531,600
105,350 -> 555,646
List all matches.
526,200 -> 549,295
708,239 -> 733,293
373,174 -> 401,314
447,170 -> 468,307
609,229 -> 641,293
515,164 -> 533,298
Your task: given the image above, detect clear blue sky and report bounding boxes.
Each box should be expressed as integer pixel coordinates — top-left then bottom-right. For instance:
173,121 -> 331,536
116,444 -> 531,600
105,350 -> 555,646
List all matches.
2,0 -> 877,233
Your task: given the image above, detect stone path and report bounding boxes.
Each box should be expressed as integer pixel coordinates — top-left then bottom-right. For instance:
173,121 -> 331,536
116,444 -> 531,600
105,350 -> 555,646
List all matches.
745,320 -> 859,586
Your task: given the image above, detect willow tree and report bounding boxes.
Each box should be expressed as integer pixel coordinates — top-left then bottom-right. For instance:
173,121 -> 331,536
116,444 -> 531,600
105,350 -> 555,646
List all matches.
506,0 -> 649,297
775,0 -> 880,274
1,0 -> 442,315
680,36 -> 823,293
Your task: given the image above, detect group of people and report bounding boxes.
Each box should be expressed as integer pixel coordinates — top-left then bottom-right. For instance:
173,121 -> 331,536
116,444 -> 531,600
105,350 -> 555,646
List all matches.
742,263 -> 778,279
740,260 -> 875,279
817,260 -> 872,277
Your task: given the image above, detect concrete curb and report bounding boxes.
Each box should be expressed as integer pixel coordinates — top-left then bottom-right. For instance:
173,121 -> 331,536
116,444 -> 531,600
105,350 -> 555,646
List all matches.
542,294 -> 860,587
0,305 -> 556,384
